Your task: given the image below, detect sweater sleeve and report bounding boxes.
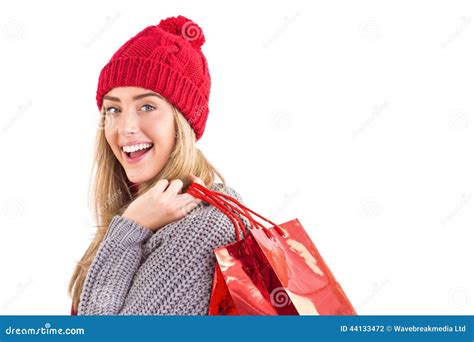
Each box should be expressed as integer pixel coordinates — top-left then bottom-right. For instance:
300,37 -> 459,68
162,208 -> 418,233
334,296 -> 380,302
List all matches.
148,186 -> 249,315
153,207 -> 241,315
77,215 -> 153,315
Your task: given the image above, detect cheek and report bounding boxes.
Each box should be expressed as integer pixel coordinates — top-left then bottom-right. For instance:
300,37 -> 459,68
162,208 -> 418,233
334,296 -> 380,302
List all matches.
147,118 -> 175,146
104,130 -> 120,156
104,130 -> 113,147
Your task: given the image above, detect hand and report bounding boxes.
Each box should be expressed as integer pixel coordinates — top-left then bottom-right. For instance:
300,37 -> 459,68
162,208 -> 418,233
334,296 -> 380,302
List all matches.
122,175 -> 206,232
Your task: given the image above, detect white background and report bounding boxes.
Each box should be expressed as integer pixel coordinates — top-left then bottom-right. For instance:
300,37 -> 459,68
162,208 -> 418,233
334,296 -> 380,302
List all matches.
0,0 -> 473,315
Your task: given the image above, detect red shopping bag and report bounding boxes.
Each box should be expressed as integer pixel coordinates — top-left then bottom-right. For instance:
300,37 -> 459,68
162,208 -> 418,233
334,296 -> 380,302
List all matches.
187,182 -> 357,316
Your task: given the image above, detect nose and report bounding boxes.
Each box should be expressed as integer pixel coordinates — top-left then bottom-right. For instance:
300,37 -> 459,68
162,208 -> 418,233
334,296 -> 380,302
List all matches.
118,109 -> 139,136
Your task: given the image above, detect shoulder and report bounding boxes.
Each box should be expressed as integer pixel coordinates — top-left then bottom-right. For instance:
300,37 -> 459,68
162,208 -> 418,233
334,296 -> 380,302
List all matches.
202,183 -> 249,244
163,183 -> 248,249
208,183 -> 249,244
208,183 -> 244,203
156,183 -> 248,251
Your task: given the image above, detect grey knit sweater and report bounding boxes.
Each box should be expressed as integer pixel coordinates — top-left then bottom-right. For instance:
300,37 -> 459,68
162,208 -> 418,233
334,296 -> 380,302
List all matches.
77,183 -> 248,315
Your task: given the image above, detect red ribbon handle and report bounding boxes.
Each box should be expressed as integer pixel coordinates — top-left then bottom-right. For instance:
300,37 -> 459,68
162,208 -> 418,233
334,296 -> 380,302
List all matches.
187,183 -> 248,240
187,182 -> 287,242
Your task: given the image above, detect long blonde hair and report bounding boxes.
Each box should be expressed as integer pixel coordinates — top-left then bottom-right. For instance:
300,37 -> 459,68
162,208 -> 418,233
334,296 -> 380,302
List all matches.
68,105 -> 227,313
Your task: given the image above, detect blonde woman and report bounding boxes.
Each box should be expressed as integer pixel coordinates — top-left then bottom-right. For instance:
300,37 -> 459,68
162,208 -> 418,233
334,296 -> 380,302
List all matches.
68,15 -> 246,315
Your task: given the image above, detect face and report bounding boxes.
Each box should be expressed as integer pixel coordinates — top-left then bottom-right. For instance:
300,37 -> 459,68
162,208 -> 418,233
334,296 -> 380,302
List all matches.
103,86 -> 176,184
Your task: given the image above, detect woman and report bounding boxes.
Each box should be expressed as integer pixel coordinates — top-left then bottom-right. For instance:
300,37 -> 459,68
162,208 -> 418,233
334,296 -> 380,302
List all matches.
68,15 -> 246,315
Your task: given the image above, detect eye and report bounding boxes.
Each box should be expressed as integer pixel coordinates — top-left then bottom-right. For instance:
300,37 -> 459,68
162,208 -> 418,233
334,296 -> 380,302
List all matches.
105,106 -> 120,115
141,104 -> 156,112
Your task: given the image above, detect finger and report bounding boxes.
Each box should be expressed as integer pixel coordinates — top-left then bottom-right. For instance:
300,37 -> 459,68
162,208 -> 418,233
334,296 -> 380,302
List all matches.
154,178 -> 170,193
180,199 -> 200,215
166,179 -> 184,196
178,193 -> 201,203
189,174 -> 205,186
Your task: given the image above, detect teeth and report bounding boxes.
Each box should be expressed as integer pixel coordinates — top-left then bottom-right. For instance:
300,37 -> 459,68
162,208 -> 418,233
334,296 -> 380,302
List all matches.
122,143 -> 153,153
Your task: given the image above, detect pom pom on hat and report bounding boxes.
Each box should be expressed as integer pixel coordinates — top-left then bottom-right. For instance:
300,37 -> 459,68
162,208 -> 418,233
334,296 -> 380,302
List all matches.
158,15 -> 206,49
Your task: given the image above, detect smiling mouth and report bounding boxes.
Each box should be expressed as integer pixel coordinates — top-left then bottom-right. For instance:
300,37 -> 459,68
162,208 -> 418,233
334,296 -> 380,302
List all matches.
122,144 -> 154,162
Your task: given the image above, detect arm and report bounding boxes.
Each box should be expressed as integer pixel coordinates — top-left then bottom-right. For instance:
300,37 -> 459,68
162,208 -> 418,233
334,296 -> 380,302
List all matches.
146,205 -> 240,315
150,186 -> 250,315
77,215 -> 152,315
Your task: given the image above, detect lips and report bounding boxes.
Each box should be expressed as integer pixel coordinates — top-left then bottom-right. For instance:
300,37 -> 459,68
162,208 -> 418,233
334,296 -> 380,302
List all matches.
122,145 -> 153,164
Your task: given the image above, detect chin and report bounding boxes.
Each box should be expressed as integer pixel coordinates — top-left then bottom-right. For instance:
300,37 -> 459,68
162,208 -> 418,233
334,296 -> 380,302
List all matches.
126,170 -> 156,185
127,175 -> 147,185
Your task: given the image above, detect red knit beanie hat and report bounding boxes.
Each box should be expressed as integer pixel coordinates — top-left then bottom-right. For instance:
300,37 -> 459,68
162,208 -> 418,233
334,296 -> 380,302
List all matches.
96,15 -> 211,141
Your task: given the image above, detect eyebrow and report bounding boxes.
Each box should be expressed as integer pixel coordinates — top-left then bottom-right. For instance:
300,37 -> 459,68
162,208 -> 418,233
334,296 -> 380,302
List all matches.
103,92 -> 164,103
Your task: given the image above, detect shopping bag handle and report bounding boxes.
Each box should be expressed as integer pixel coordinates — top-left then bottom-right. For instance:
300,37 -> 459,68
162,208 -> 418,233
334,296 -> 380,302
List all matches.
206,187 -> 286,237
188,182 -> 266,240
187,182 -> 287,241
187,182 -> 249,240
